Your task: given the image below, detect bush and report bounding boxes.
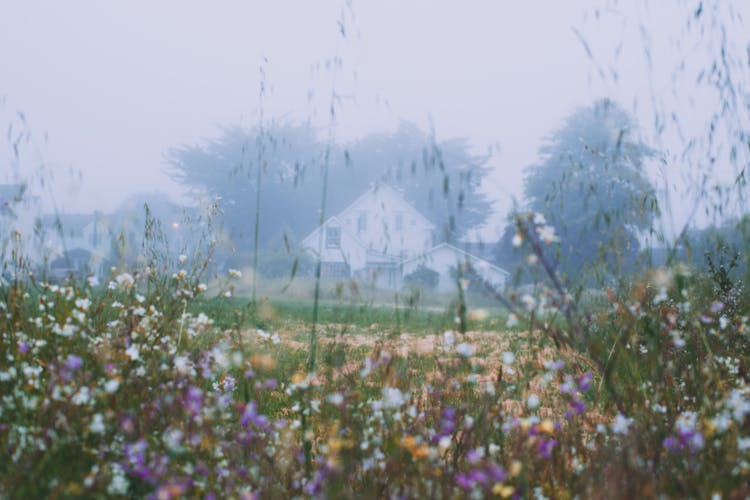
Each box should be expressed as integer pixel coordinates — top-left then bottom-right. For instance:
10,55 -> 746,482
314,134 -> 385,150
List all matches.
403,265 -> 440,290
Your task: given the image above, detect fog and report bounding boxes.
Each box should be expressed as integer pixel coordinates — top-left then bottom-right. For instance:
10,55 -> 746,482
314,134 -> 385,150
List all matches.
1,1 -> 748,259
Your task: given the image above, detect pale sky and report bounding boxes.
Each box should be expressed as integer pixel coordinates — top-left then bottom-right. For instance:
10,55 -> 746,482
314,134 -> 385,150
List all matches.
1,1 -> 748,239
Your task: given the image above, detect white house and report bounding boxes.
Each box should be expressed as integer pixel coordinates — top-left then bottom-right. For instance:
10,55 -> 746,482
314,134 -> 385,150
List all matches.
401,242 -> 510,293
41,212 -> 114,278
300,183 -> 509,291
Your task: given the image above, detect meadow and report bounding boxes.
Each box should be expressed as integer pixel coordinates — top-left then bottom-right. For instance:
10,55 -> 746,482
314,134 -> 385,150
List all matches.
1,213 -> 749,499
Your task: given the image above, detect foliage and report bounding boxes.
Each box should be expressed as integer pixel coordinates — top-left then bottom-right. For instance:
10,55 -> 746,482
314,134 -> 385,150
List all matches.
403,264 -> 440,291
2,214 -> 750,497
498,99 -> 659,284
167,121 -> 493,249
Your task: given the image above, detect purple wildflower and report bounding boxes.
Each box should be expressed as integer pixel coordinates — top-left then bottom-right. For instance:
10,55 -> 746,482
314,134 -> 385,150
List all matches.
568,400 -> 585,416
185,386 -> 203,416
576,372 -> 593,391
486,463 -> 506,482
467,469 -> 489,485
65,354 -> 83,371
538,438 -> 557,458
455,473 -> 474,491
241,401 -> 270,430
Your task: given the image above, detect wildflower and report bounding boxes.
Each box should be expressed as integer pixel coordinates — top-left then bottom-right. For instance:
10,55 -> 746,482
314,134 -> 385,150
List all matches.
75,298 -> 91,310
178,254 -> 188,264
125,344 -> 140,361
64,354 -> 83,371
381,387 -> 408,408
327,392 -> 344,406
185,386 -> 203,416
443,330 -> 456,350
727,389 -> 750,422
506,313 -> 519,328
511,233 -> 523,247
527,393 -> 540,410
115,273 -> 134,289
501,351 -> 515,365
538,438 -> 557,458
611,414 -> 632,434
544,360 -> 565,371
90,413 -> 105,434
576,372 -> 593,391
107,464 -> 129,496
104,378 -> 120,394
537,225 -> 560,244
72,386 -> 92,405
521,294 -> 536,311
455,343 -> 475,357
229,268 -> 242,278
173,355 -> 192,376
241,401 -> 269,429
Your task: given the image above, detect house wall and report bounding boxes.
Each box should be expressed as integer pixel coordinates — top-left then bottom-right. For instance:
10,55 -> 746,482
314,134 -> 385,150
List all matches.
302,219 -> 368,276
402,245 -> 508,293
338,187 -> 433,260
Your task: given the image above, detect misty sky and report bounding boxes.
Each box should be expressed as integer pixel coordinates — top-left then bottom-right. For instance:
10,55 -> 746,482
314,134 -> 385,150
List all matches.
1,1 -> 748,240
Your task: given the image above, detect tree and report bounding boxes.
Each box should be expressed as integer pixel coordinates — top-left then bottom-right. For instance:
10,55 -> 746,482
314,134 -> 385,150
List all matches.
167,121 -> 493,254
167,123 -> 329,250
344,122 -> 493,242
498,99 -> 659,282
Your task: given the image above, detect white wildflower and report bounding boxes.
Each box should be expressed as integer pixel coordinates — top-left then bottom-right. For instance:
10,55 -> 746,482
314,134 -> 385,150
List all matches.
125,344 -> 140,361
90,413 -> 105,434
455,343 -> 475,357
104,379 -> 120,394
381,387 -> 408,409
611,413 -> 632,435
506,313 -> 519,328
443,330 -> 456,350
72,386 -> 91,405
527,393 -> 540,410
75,298 -> 91,311
115,273 -> 134,289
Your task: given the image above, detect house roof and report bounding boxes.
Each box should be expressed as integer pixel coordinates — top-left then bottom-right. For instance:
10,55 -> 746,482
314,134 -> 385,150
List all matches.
337,182 -> 435,230
300,215 -> 367,252
402,242 -> 510,277
0,184 -> 26,215
39,213 -> 98,236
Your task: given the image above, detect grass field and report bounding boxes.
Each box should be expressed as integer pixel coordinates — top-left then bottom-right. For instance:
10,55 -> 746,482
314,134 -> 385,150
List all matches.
1,256 -> 749,498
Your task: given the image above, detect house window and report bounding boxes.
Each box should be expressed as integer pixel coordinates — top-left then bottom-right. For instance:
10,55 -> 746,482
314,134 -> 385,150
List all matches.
395,212 -> 403,231
357,213 -> 367,233
321,262 -> 350,279
326,226 -> 341,248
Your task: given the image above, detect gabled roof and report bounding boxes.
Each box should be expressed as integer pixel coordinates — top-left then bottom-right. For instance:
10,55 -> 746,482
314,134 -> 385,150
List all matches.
337,182 -> 435,230
0,184 -> 25,215
0,184 -> 25,202
300,215 -> 367,252
40,213 -> 97,236
402,242 -> 510,277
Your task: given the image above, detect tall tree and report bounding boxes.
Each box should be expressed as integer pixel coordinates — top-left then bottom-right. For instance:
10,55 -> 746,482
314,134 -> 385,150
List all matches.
344,122 -> 493,242
497,99 -> 659,282
167,122 -> 493,252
